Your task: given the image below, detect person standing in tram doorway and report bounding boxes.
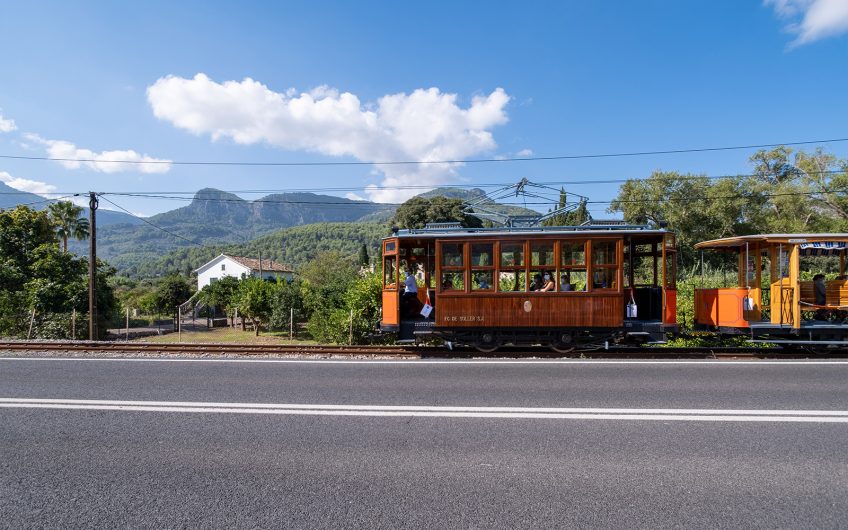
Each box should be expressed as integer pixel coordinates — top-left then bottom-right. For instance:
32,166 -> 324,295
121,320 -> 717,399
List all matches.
402,269 -> 420,317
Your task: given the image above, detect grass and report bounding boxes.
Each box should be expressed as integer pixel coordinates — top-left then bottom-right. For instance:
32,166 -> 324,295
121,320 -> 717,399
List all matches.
131,324 -> 318,345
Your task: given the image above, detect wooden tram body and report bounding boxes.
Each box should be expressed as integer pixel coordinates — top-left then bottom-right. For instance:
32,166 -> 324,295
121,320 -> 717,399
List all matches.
694,234 -> 848,348
380,223 -> 678,350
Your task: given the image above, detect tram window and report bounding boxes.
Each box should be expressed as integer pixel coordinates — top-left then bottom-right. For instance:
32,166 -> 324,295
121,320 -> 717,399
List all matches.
531,242 -> 555,266
472,271 -> 494,291
498,270 -> 528,292
560,241 -> 586,266
471,244 -> 493,266
593,268 -> 617,290
383,256 -> 397,287
441,271 -> 464,291
664,252 -> 677,289
593,241 -> 617,265
441,243 -> 464,267
500,242 -> 525,267
411,247 -> 426,256
559,269 -> 587,292
385,241 -> 396,253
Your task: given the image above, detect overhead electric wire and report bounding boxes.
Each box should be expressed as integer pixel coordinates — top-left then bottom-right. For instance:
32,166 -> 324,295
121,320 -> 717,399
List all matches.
97,195 -> 204,247
1,137 -> 847,167
7,168 -> 842,198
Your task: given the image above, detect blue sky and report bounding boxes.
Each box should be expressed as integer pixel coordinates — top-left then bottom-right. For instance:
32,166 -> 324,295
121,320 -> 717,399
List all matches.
0,0 -> 846,217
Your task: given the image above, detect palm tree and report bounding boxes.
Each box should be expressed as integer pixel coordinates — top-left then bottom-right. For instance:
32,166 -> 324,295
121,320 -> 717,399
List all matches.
48,201 -> 90,252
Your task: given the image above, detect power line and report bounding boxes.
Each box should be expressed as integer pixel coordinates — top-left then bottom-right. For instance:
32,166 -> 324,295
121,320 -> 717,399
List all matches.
4,168 -> 844,198
97,195 -> 204,247
2,137 -> 847,167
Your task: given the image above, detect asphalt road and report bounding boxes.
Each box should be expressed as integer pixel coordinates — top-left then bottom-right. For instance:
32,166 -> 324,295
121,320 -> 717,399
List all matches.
1,356 -> 847,529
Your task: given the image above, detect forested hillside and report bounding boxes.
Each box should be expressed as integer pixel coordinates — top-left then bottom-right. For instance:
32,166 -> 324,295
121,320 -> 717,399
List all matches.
115,222 -> 389,277
68,188 -> 395,265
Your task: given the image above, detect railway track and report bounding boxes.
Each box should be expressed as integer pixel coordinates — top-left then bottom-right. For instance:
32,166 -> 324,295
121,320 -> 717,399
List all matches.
0,340 -> 843,359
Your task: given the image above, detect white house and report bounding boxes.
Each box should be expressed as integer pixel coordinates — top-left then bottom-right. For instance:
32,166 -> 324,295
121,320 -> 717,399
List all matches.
195,254 -> 294,290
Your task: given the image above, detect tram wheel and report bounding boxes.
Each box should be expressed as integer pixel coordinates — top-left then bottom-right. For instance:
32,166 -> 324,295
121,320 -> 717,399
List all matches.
550,332 -> 576,354
475,332 -> 499,353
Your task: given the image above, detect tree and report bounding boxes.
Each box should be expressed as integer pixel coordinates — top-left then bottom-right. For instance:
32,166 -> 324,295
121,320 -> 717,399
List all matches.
0,205 -> 118,339
236,277 -> 274,336
542,188 -> 591,227
48,201 -> 89,253
391,196 -> 482,229
198,276 -> 240,324
358,243 -> 370,267
154,274 -> 194,321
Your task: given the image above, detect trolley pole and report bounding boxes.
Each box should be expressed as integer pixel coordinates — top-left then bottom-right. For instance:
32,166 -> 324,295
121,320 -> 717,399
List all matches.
88,192 -> 98,341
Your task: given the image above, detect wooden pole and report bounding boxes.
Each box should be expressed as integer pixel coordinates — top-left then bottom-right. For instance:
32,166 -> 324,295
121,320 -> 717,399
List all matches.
71,308 -> 76,339
125,306 -> 129,341
349,309 -> 354,345
290,307 -> 293,341
88,192 -> 98,340
178,306 -> 182,342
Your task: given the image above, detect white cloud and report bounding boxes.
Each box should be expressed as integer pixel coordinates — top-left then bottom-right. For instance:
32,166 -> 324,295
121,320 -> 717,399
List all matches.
766,0 -> 848,46
147,73 -> 510,202
0,111 -> 16,133
0,171 -> 57,196
24,133 -> 171,174
516,148 -> 534,157
344,192 -> 365,201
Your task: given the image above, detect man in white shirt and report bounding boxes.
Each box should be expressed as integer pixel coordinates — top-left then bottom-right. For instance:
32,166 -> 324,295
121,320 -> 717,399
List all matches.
402,269 -> 419,317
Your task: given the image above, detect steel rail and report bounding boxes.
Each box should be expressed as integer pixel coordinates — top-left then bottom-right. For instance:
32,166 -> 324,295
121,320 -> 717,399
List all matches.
0,341 -> 843,359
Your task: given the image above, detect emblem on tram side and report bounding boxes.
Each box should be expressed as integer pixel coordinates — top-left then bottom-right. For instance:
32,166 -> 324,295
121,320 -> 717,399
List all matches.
523,300 -> 532,312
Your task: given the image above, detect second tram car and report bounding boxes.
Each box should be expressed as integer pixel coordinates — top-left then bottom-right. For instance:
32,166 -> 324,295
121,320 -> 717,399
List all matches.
380,222 -> 678,351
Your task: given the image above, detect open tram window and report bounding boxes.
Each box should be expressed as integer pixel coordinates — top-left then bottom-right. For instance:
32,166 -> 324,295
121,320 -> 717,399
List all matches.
439,242 -> 465,292
498,270 -> 528,292
529,241 -> 555,291
471,243 -> 494,291
441,271 -> 464,291
558,240 -> 587,292
499,241 -> 527,291
383,256 -> 397,288
592,240 -> 619,290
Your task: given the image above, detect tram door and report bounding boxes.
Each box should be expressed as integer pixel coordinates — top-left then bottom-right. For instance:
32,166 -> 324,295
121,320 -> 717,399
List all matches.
399,240 -> 435,320
662,233 -> 677,325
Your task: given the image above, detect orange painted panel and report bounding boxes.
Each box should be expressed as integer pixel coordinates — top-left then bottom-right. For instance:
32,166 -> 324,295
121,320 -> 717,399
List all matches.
382,291 -> 399,326
664,289 -> 677,324
694,288 -> 749,328
436,293 -> 623,328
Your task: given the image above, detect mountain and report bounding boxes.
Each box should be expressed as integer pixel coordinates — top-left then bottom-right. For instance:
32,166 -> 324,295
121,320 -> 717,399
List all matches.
68,188 -> 395,270
0,181 -> 143,226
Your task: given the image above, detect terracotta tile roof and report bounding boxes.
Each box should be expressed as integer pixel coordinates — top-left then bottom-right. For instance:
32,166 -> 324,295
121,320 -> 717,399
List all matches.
225,255 -> 293,273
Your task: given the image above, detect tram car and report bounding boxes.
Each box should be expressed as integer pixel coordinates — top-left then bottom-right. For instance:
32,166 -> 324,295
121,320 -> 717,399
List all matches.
379,222 -> 678,351
693,234 -> 848,350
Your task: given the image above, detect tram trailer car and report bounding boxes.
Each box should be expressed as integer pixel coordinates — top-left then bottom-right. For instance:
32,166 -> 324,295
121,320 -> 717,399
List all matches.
694,234 -> 848,351
380,222 -> 678,352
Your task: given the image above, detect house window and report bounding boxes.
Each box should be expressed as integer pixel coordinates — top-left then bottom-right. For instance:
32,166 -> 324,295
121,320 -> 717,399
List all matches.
221,264 -> 226,271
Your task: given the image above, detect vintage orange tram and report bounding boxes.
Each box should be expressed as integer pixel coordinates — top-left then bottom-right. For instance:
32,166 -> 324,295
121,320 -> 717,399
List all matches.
380,222 -> 678,351
694,234 -> 848,349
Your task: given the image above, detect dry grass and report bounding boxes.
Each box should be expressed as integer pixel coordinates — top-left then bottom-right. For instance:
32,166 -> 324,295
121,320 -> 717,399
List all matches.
131,324 -> 316,345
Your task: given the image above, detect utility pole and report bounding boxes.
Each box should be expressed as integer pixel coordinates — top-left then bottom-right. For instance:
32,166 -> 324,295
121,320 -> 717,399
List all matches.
88,192 -> 98,340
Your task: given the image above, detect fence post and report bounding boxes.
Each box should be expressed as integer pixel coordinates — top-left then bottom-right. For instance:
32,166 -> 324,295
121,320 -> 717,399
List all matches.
349,309 -> 354,345
178,306 -> 182,342
125,306 -> 129,341
27,308 -> 36,340
290,307 -> 293,341
71,308 -> 76,339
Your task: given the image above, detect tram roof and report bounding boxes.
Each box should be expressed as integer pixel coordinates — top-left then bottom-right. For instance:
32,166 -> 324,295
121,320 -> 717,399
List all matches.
695,234 -> 848,250
387,224 -> 669,240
